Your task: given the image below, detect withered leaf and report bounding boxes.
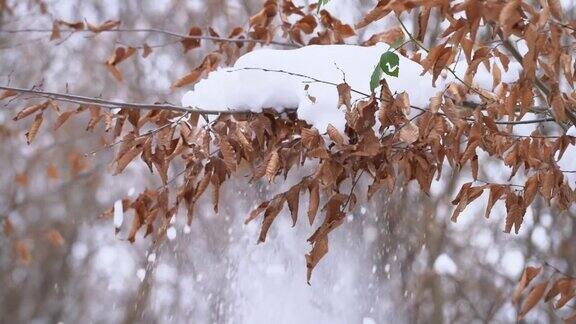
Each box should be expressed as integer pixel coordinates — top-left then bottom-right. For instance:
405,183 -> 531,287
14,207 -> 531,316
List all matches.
181,26 -> 202,52
266,150 -> 280,182
50,21 -> 61,40
258,196 -> 285,243
471,154 -> 478,181
172,52 -> 221,88
513,266 -> 542,303
15,241 -> 31,265
545,278 -> 574,305
504,192 -> 526,234
219,137 -> 237,172
0,90 -> 17,100
518,281 -> 548,320
53,110 -> 75,130
46,163 -> 59,180
13,102 -> 48,121
399,122 -> 419,144
523,174 -> 539,207
326,123 -> 344,146
25,113 -> 44,145
87,20 -> 121,33
286,184 -> 301,227
308,181 -> 320,225
45,229 -> 65,247
451,183 -> 486,222
485,184 -> 506,218
548,0 -> 564,20
305,236 -> 328,284
245,200 -> 270,224
142,43 -> 153,58
336,83 -> 352,109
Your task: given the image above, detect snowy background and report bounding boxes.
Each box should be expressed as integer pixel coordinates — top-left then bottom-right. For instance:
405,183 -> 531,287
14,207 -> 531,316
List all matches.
1,0 -> 575,323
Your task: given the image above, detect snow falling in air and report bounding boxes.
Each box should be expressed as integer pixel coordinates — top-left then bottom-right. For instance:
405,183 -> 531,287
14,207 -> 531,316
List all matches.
113,199 -> 123,229
166,227 -> 177,241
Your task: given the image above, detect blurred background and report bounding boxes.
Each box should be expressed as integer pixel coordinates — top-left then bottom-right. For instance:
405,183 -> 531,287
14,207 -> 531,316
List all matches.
1,0 -> 575,323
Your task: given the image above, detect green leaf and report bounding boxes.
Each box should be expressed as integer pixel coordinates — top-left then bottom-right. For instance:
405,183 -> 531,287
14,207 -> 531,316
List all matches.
370,65 -> 383,93
379,51 -> 400,77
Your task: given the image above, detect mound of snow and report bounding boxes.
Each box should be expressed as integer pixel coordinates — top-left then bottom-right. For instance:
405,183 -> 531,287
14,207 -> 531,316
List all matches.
182,44 -> 521,131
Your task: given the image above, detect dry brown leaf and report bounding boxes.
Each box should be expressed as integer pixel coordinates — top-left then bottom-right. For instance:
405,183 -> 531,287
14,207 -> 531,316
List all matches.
87,20 -> 121,33
106,64 -> 123,82
308,181 -> 320,225
545,278 -> 574,304
399,122 -> 419,144
50,21 -> 61,40
471,154 -> 478,181
0,90 -> 17,100
53,110 -> 75,130
286,184 -> 301,226
47,163 -> 59,180
451,183 -> 486,222
505,192 -> 527,234
25,113 -> 44,144
355,3 -> 390,29
15,173 -> 28,186
485,184 -> 506,218
142,43 -> 153,58
13,102 -> 48,121
499,0 -> 521,36
57,20 -> 84,30
513,266 -> 542,303
492,62 -> 501,90
219,137 -> 237,172
518,281 -> 548,320
305,236 -> 328,284
523,174 -> 539,207
181,26 -> 202,52
326,123 -> 344,146
15,241 -> 31,265
114,140 -> 144,175
45,229 -> 65,247
362,26 -> 404,46
429,92 -> 442,114
266,150 -> 280,182
548,0 -> 564,20
245,200 -> 270,224
336,83 -> 352,109
172,52 -> 221,88
258,196 -> 285,243
293,14 -> 317,34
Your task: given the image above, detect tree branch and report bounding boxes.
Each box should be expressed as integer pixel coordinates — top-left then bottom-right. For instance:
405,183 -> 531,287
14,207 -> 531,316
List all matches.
0,85 -> 291,115
0,76 -> 556,127
0,27 -> 301,48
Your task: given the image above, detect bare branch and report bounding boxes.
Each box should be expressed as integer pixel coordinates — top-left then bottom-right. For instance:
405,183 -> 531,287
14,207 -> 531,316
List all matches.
0,85 -> 296,115
0,27 -> 301,48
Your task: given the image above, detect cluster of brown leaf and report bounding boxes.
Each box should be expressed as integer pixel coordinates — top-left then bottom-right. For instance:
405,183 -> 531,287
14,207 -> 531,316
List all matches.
6,0 -> 576,292
513,265 -> 576,321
